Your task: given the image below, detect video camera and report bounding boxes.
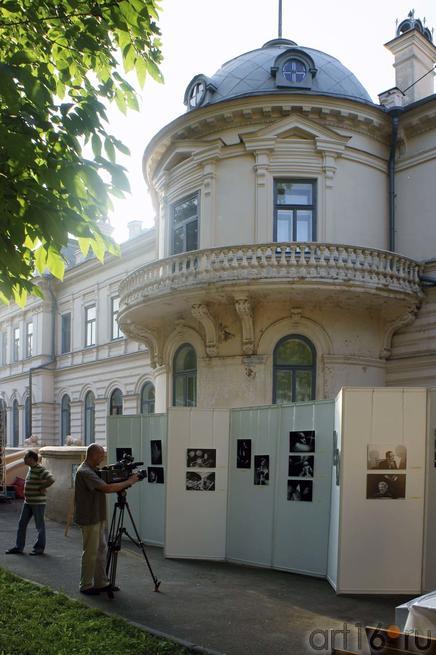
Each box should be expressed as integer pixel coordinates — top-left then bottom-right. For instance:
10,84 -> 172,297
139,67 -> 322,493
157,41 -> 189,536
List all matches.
98,453 -> 147,484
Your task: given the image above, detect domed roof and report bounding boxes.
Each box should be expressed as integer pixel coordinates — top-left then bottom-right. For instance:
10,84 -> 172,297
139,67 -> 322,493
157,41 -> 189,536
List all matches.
184,38 -> 373,111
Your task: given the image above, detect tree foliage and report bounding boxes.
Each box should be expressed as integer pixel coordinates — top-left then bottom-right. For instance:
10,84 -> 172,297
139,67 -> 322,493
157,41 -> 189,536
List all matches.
0,0 -> 162,305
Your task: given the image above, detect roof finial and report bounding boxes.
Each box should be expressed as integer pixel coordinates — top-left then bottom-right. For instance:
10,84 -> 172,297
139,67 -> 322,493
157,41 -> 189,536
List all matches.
278,0 -> 282,38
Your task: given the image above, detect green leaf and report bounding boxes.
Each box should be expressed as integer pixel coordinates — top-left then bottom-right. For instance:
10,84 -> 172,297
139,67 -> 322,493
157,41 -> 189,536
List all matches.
104,138 -> 116,163
46,248 -> 65,281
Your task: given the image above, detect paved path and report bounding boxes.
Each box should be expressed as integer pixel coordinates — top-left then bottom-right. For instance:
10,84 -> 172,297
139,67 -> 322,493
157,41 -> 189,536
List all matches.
0,500 -> 409,654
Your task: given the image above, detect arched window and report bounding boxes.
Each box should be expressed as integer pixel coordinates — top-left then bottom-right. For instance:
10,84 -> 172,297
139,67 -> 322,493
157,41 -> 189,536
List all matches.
141,382 -> 155,414
273,335 -> 316,404
61,394 -> 71,445
12,399 -> 19,446
173,344 -> 197,407
109,388 -> 123,416
24,397 -> 30,439
84,391 -> 95,445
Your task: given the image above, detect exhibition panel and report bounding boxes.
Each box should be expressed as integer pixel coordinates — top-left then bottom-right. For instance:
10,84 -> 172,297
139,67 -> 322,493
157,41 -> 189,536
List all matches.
106,414 -> 167,546
228,401 -> 334,575
165,408 -> 230,560
332,388 -> 427,594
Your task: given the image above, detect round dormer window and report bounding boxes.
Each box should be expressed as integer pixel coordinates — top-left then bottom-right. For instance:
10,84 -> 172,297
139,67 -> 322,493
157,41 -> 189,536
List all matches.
282,58 -> 307,83
188,80 -> 206,108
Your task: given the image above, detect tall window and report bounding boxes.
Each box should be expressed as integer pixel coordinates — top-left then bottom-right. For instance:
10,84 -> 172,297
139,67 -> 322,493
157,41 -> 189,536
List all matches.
84,391 -> 95,444
173,344 -> 197,407
61,394 -> 71,444
0,399 -> 6,445
12,399 -> 19,446
85,305 -> 96,347
274,180 -> 316,242
13,327 -> 20,362
273,335 -> 316,404
171,193 -> 199,255
61,313 -> 71,354
141,382 -> 155,414
111,297 -> 123,340
109,388 -> 123,416
24,397 -> 30,439
26,322 -> 33,358
0,332 -> 6,366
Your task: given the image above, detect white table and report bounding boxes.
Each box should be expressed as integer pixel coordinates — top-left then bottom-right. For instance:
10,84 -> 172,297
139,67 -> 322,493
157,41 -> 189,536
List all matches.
404,591 -> 436,636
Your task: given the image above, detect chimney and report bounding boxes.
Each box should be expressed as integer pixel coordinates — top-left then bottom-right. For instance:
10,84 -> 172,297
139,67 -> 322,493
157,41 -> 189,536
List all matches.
127,220 -> 143,239
385,13 -> 436,105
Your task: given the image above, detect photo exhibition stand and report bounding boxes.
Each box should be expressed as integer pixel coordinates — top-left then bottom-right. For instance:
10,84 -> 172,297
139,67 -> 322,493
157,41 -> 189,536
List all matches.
107,388 -> 436,595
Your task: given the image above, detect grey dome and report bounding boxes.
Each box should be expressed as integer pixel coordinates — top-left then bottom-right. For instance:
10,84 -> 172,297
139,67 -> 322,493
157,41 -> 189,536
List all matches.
184,38 -> 373,110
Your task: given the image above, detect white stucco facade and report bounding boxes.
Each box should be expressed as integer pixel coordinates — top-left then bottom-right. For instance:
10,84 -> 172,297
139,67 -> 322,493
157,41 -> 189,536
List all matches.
1,16 -> 436,445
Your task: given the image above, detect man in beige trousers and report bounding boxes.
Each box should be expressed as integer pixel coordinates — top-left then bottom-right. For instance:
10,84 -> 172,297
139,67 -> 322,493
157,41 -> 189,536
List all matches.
74,443 -> 139,595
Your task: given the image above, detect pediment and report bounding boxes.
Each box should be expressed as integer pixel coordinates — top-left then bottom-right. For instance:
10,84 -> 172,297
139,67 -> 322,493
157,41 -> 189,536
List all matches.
242,114 -> 350,150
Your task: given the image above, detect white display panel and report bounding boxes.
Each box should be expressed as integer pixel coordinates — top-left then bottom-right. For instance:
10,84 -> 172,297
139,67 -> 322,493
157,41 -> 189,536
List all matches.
165,408 -> 230,559
333,388 -> 427,594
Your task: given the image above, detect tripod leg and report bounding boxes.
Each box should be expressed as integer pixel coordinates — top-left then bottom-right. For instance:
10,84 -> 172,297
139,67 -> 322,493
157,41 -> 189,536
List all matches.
106,502 -> 125,597
124,502 -> 161,592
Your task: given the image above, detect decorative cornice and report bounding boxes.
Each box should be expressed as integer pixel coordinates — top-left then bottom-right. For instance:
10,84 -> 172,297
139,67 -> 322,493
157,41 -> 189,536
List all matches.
191,304 -> 218,356
234,296 -> 255,355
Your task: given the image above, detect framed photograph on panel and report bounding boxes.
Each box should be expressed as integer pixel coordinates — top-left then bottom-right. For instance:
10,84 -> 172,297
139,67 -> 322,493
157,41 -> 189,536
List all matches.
366,474 -> 406,499
367,444 -> 407,470
186,449 -> 216,468
288,455 -> 314,478
186,471 -> 215,491
147,466 -> 164,484
287,480 -> 313,502
289,430 -> 315,453
150,440 -> 162,465
116,447 -> 132,461
254,455 -> 269,485
237,439 -> 251,469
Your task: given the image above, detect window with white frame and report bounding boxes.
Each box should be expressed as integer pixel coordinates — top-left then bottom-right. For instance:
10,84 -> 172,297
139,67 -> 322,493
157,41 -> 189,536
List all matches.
0,332 -> 6,366
61,313 -> 71,354
111,297 -> 123,340
274,180 -> 316,242
13,327 -> 20,362
171,193 -> 199,255
85,305 -> 96,347
26,322 -> 33,358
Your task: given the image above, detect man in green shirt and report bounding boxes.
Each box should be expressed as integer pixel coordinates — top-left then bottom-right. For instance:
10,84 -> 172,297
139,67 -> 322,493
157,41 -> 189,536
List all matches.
5,450 -> 55,555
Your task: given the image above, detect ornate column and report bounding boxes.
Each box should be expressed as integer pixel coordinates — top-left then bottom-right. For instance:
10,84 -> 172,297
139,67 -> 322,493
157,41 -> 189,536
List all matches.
153,365 -> 168,413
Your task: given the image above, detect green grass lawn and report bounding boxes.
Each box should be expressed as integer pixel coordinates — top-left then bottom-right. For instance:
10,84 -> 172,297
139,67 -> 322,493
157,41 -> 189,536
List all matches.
0,568 -> 189,655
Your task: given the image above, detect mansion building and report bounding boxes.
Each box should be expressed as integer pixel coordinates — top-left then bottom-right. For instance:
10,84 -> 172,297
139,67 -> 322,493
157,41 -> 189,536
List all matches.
1,14 -> 436,446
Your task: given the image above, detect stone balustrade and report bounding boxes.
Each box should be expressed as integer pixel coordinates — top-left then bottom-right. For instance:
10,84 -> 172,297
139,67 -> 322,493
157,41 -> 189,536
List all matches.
119,243 -> 422,308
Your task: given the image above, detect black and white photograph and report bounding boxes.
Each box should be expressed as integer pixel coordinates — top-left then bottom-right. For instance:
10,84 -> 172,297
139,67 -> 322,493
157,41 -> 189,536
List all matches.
186,471 -> 216,491
150,440 -> 163,465
237,439 -> 251,469
367,444 -> 407,470
366,474 -> 406,499
116,447 -> 132,461
287,480 -> 313,502
186,448 -> 216,468
288,455 -> 314,478
289,430 -> 315,453
254,455 -> 269,485
147,467 -> 164,484
333,431 -> 340,487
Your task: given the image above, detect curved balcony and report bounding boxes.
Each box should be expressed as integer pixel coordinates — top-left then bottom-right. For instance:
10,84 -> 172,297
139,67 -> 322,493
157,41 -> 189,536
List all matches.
119,242 -> 422,311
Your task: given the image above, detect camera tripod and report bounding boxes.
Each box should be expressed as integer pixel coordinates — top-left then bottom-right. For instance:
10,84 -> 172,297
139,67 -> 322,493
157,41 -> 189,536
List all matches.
105,489 -> 161,599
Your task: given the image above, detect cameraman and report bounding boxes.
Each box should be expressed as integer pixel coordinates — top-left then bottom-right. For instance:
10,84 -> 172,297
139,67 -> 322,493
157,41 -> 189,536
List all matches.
74,443 -> 139,595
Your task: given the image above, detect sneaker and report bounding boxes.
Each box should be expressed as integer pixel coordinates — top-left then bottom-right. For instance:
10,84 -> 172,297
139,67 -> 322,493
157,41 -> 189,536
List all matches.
5,547 -> 23,554
29,550 -> 44,556
80,587 -> 100,596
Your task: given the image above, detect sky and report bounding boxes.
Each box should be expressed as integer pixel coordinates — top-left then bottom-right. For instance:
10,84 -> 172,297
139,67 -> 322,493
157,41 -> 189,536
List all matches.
106,0 -> 436,242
